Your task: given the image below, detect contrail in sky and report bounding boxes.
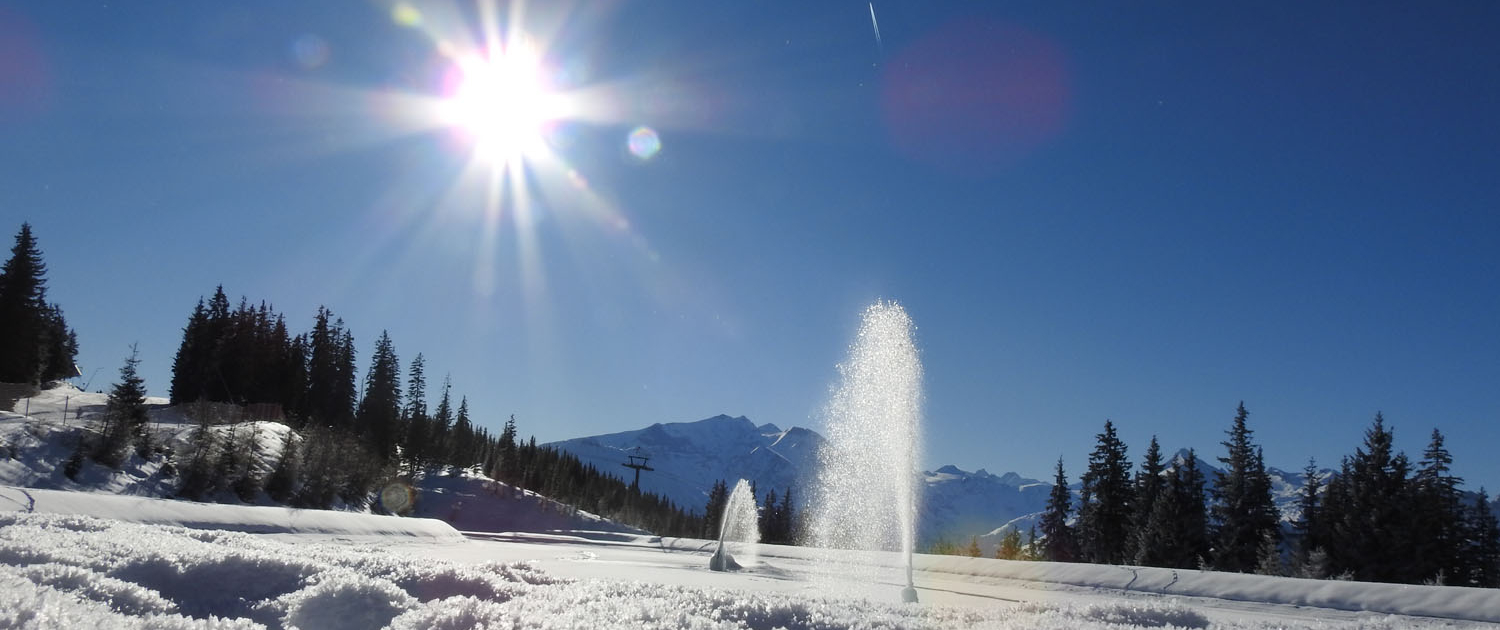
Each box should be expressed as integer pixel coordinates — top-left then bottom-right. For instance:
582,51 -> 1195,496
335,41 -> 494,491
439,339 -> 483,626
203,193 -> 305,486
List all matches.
868,3 -> 883,51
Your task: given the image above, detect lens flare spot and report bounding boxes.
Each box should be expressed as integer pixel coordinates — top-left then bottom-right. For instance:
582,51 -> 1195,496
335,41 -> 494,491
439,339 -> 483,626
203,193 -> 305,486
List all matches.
379,482 -> 416,515
392,3 -> 422,28
627,126 -> 661,160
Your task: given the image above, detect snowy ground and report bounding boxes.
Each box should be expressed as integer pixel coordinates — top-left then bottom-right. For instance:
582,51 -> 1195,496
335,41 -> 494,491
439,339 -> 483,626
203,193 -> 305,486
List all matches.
2,488 -> 1498,629
5,387 -> 1500,628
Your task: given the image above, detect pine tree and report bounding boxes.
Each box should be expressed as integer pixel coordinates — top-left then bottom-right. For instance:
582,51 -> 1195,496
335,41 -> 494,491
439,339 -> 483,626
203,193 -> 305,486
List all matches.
1210,402 -> 1280,572
401,353 -> 428,467
305,308 -> 356,427
107,344 -> 151,459
0,223 -> 77,384
356,331 -> 402,460
428,375 -> 454,466
1130,436 -> 1166,563
997,528 -> 1023,560
703,479 -> 729,539
1141,449 -> 1210,569
1077,420 -> 1133,564
1023,525 -> 1041,560
1255,530 -> 1285,576
965,536 -> 982,557
777,486 -> 796,544
761,488 -> 780,543
498,415 -> 521,483
170,299 -> 211,403
451,396 -> 474,467
40,304 -> 77,384
1323,413 -> 1414,582
1040,457 -> 1077,562
1291,458 -> 1323,575
1467,489 -> 1500,588
1413,429 -> 1466,584
84,345 -> 151,468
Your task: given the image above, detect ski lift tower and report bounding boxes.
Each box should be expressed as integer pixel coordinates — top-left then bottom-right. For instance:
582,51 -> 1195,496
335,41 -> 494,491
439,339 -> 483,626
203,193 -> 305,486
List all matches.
622,447 -> 654,491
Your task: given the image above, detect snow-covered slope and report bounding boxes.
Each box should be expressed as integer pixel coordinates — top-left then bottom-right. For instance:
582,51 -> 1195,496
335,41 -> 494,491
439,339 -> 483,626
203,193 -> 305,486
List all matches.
2,383 -> 637,537
545,415 -> 823,512
921,465 -> 1051,546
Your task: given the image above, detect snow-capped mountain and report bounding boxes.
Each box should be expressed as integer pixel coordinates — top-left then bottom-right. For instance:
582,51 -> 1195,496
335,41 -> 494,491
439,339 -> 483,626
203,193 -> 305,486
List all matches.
920,465 -> 1051,545
547,416 -> 1057,546
545,415 -> 823,512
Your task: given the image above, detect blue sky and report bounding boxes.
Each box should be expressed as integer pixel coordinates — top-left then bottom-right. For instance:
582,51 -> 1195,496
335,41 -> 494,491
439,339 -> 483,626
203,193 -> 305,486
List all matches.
3,1 -> 1497,490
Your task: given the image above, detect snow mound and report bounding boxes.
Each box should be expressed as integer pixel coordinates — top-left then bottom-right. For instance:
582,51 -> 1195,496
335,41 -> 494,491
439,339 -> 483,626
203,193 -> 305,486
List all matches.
3,486 -> 462,540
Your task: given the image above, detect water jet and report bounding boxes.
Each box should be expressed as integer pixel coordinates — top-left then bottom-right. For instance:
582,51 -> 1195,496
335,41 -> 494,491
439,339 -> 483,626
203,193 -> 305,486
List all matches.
709,479 -> 759,571
808,301 -> 923,602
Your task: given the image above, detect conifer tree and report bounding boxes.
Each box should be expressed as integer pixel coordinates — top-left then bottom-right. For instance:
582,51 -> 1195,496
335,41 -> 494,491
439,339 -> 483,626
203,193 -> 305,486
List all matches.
1413,429 -> 1466,584
1040,457 -> 1077,562
356,331 -> 402,459
997,528 -> 1023,560
965,536 -> 982,557
498,415 -> 521,483
703,479 -> 729,538
777,487 -> 796,544
1322,413 -> 1413,582
1291,458 -> 1323,574
1141,449 -> 1210,569
305,308 -> 356,427
1130,436 -> 1165,563
0,223 -> 77,384
1078,420 -> 1133,564
402,353 -> 428,466
760,488 -> 779,542
1210,402 -> 1280,572
428,375 -> 454,467
82,345 -> 151,468
451,396 -> 475,466
107,344 -> 151,460
1023,525 -> 1041,560
1468,489 -> 1500,588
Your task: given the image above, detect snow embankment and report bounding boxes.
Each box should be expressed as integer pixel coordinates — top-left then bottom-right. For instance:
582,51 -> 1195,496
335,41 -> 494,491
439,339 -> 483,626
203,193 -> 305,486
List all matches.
916,554 -> 1500,624
1,486 -> 461,541
650,539 -> 1500,624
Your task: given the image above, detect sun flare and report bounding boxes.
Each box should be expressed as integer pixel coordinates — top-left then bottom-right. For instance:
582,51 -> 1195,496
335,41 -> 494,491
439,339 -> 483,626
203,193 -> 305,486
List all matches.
439,41 -> 562,163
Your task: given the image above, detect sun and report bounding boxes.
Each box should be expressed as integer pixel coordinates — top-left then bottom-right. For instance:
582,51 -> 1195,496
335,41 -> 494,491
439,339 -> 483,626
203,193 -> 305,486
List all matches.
439,41 -> 562,163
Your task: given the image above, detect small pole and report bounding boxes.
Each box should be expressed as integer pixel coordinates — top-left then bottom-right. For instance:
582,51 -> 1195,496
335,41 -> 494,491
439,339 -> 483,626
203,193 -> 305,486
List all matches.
62,396 -> 69,427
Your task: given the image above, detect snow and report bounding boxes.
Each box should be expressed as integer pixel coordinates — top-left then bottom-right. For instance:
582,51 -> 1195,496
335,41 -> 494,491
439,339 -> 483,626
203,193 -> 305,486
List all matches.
1,486 -> 462,540
6,385 -> 1500,628
4,491 -> 1499,629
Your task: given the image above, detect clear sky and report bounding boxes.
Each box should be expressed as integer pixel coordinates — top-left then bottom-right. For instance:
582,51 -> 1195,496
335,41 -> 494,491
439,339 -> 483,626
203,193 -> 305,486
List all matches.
3,2 -> 1497,490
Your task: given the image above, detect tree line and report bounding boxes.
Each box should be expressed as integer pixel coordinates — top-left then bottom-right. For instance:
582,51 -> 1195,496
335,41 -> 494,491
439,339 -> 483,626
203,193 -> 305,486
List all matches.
0,218 -> 700,537
1030,403 -> 1499,587
157,283 -> 702,536
702,479 -> 800,545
